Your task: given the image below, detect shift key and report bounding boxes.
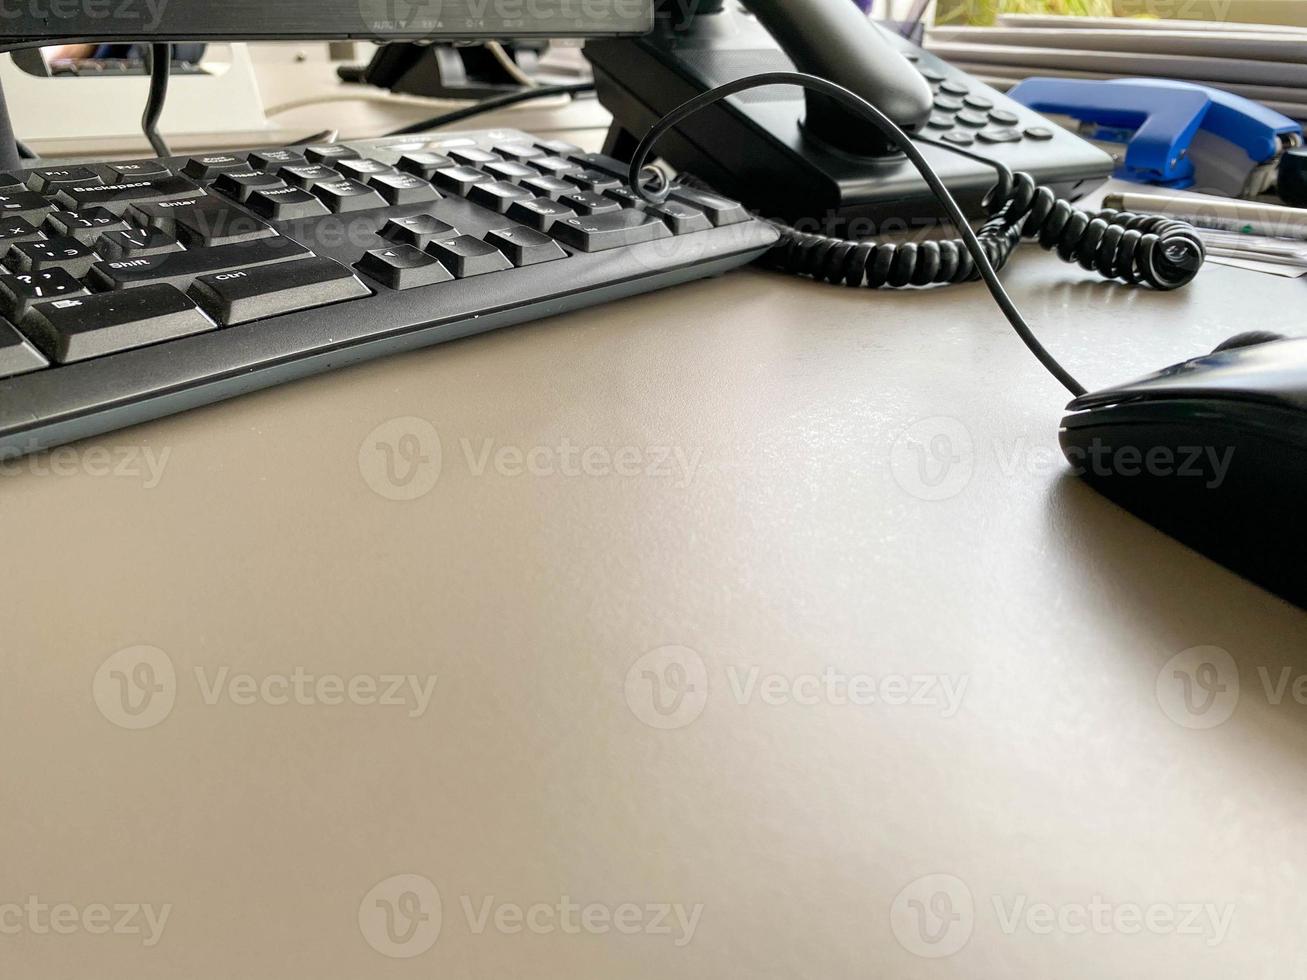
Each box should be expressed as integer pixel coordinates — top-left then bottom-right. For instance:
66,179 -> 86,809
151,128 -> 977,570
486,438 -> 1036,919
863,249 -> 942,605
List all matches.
189,256 -> 370,325
90,237 -> 311,290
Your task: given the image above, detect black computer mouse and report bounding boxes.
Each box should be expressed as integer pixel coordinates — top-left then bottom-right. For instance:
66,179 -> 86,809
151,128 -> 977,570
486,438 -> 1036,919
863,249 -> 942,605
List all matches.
1060,332 -> 1307,607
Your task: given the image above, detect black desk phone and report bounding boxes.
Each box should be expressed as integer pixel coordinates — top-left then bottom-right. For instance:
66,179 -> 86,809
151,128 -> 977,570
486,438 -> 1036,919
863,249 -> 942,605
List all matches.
586,0 -> 1112,231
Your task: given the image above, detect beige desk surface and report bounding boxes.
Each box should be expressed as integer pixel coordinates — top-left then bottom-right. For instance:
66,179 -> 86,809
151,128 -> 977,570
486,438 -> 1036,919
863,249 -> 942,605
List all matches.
5,62 -> 1307,980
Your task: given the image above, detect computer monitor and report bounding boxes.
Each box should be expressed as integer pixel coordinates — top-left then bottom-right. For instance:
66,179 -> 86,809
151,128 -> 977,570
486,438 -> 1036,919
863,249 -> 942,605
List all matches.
0,0 -> 654,47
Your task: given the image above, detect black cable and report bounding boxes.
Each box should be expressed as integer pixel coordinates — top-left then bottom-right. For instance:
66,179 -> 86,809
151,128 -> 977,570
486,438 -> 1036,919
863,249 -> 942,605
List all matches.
141,43 -> 172,157
627,72 -> 1206,399
383,82 -> 595,137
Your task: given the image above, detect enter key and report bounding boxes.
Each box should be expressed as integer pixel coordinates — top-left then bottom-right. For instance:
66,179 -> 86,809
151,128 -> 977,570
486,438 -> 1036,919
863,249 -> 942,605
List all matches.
189,256 -> 371,326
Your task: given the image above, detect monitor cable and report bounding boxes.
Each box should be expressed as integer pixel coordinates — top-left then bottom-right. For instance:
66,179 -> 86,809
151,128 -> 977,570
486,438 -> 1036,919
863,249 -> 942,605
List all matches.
142,43 -> 173,157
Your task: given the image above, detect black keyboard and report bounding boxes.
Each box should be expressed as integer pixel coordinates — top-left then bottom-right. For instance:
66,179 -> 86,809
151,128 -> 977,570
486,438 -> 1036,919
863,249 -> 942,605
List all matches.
0,130 -> 777,458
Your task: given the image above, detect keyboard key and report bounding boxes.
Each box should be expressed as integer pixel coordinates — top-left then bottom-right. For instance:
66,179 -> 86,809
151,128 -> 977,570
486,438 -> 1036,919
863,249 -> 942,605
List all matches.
213,171 -> 289,203
90,237 -> 312,290
484,227 -> 566,267
482,160 -> 538,182
529,155 -> 581,177
379,214 -> 456,248
248,148 -> 308,170
506,197 -> 576,231
0,217 -> 46,254
560,191 -> 621,216
0,172 -> 26,189
977,127 -> 1021,143
0,269 -> 87,320
493,142 -> 545,161
535,138 -> 583,157
311,178 -> 387,213
189,256 -> 369,326
0,317 -> 47,378
424,235 -> 513,278
468,180 -> 535,214
246,186 -> 331,221
55,175 -> 203,215
669,188 -> 751,226
129,196 -> 277,247
648,201 -> 713,234
449,147 -> 501,167
366,173 -> 441,206
23,284 -> 215,363
27,166 -> 101,193
304,144 -> 360,163
107,161 -> 171,183
44,208 -> 129,243
355,245 -> 453,290
97,227 -> 184,260
181,154 -> 250,180
548,210 -> 672,252
334,158 -> 396,180
396,152 -> 454,179
0,189 -> 56,223
7,236 -> 98,277
432,166 -> 491,196
603,187 -> 649,210
276,163 -> 339,189
521,175 -> 576,200
566,169 -> 622,193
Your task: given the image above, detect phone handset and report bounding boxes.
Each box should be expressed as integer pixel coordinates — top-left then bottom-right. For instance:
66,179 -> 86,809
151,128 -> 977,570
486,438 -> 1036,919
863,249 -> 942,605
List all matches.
742,0 -> 932,155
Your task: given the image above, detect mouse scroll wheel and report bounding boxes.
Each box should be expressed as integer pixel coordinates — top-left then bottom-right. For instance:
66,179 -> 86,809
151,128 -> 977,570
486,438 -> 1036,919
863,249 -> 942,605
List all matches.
1212,331 -> 1288,354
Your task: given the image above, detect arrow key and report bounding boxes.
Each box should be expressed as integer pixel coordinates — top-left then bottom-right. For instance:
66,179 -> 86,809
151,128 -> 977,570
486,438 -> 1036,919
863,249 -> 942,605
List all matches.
355,244 -> 453,290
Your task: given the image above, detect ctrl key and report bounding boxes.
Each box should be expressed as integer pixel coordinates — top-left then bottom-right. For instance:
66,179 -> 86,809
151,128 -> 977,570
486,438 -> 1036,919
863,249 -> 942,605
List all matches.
0,318 -> 48,378
189,256 -> 370,326
23,285 -> 216,364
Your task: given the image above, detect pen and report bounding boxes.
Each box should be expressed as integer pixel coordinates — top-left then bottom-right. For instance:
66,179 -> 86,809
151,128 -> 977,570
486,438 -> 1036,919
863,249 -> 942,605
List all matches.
1103,190 -> 1307,242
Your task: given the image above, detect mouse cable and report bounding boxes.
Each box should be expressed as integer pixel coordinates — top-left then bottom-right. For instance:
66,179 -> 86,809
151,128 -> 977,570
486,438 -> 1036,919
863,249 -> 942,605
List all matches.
383,82 -> 595,137
141,43 -> 172,157
625,71 -> 1207,399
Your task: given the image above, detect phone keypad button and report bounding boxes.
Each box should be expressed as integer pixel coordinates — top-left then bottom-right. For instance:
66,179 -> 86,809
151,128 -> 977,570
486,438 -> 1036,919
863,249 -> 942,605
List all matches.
941,131 -> 975,146
956,110 -> 989,128
989,109 -> 1020,126
939,79 -> 970,96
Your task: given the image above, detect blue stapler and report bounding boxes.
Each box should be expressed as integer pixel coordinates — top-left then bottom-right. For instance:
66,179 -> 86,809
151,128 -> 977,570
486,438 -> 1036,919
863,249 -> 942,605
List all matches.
1007,77 -> 1303,199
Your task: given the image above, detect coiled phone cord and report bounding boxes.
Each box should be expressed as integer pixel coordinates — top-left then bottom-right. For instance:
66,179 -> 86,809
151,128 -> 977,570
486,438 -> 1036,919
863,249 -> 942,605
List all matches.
625,71 -> 1208,398
764,168 -> 1205,291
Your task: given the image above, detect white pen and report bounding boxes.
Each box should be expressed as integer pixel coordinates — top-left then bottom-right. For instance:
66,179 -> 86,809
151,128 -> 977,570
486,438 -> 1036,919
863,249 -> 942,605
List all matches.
1103,190 -> 1307,242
